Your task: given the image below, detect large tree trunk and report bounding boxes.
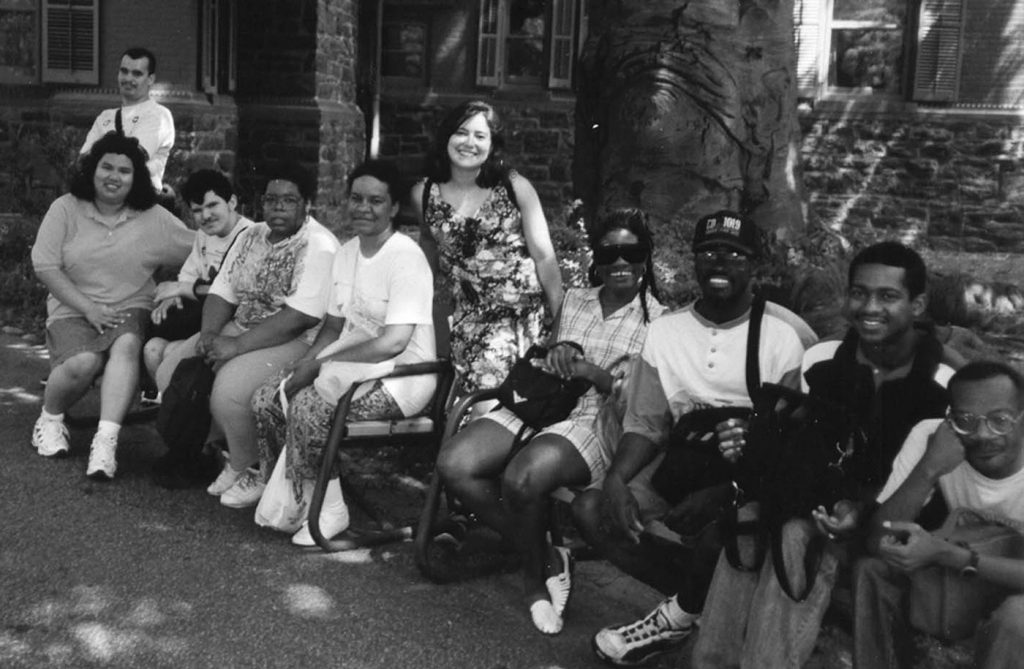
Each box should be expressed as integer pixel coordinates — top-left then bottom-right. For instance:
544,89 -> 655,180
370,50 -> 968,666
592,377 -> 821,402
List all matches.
574,0 -> 805,254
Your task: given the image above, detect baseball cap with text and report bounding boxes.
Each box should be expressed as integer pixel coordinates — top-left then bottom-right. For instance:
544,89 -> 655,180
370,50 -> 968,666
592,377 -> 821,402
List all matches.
692,210 -> 760,257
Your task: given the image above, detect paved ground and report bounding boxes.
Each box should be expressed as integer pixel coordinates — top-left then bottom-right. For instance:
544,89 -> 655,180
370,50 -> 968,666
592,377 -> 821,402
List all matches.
0,334 -> 682,669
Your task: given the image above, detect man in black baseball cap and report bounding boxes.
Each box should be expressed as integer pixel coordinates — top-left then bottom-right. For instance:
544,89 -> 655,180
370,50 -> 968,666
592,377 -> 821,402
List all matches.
692,209 -> 761,258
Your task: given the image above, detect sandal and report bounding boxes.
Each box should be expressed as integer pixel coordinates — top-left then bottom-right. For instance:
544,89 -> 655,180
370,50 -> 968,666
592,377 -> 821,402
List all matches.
545,546 -> 574,616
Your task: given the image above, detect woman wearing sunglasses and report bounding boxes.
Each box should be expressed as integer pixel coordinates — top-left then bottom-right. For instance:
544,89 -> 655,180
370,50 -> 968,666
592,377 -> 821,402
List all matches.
437,208 -> 664,635
412,100 -> 562,395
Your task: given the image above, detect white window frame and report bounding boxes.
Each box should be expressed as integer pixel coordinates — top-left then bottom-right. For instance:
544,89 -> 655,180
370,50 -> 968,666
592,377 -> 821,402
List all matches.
41,0 -> 98,84
476,0 -> 584,90
794,0 -> 910,100
201,0 -> 237,94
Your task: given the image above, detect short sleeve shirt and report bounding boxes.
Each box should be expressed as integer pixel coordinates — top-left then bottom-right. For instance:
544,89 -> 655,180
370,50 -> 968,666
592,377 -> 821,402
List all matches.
176,217 -> 254,286
209,217 -> 339,336
31,193 -> 194,324
314,233 -> 436,415
878,418 -> 1024,525
622,302 -> 809,446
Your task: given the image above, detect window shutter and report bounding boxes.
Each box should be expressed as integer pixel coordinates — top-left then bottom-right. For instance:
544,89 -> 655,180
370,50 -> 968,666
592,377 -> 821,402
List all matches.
793,0 -> 822,98
548,0 -> 575,89
913,0 -> 963,102
42,0 -> 97,84
476,0 -> 501,86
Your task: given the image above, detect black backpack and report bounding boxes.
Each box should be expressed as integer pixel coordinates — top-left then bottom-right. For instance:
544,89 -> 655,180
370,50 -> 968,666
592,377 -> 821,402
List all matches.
153,356 -> 217,487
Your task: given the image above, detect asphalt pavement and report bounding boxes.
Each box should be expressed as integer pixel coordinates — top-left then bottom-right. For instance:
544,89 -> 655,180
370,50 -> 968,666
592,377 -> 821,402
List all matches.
0,334 -> 674,669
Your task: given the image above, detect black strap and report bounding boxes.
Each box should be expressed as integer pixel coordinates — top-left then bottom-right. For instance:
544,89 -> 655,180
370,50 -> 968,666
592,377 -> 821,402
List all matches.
744,294 -> 765,397
502,172 -> 519,211
115,108 -> 124,136
721,508 -> 767,572
720,294 -> 767,570
215,223 -> 245,273
771,527 -> 828,602
421,179 -> 433,220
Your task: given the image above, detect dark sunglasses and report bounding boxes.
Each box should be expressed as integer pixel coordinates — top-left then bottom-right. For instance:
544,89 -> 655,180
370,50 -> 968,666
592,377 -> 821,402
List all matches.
593,243 -> 649,265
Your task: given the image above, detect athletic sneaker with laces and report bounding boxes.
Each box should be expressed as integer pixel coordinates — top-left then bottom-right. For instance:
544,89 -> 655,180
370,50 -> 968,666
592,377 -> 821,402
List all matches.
220,468 -> 265,508
32,416 -> 70,457
592,596 -> 698,666
86,431 -> 119,480
207,463 -> 244,496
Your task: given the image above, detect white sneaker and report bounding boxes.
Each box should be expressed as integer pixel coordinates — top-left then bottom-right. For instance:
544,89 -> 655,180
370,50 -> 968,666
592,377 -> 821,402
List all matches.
207,463 -> 244,496
32,416 -> 69,457
291,505 -> 351,546
592,597 -> 698,666
220,468 -> 265,508
86,432 -> 118,480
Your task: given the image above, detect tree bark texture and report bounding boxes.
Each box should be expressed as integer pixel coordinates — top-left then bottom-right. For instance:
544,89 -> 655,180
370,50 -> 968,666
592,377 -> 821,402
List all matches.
574,0 -> 805,249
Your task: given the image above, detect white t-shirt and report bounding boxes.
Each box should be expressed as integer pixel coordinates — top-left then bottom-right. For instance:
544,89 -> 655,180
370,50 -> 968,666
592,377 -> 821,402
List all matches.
177,216 -> 253,286
623,302 -> 810,443
80,98 -> 175,190
877,418 -> 1024,524
313,233 -> 436,416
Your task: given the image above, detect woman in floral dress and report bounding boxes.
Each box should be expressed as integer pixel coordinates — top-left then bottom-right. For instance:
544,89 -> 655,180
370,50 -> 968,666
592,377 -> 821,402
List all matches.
412,100 -> 562,392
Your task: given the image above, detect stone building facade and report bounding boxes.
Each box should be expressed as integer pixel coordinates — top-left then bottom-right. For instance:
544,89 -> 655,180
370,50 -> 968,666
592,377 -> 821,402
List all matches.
0,0 -> 363,232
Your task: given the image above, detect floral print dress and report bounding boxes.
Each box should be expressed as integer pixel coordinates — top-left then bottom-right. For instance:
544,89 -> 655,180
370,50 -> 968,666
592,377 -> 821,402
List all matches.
425,176 -> 546,392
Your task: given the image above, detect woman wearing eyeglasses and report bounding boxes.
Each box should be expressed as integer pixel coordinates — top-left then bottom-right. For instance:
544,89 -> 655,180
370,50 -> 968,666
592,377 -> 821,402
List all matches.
412,100 -> 563,395
437,208 -> 664,635
154,161 -> 340,508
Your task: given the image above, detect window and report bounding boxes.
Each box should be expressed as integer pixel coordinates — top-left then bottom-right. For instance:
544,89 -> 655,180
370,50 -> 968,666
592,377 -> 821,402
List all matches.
476,0 -> 585,90
381,20 -> 427,82
795,0 -> 1024,108
41,0 -> 97,84
794,0 -> 905,97
0,0 -> 38,84
200,0 -> 236,94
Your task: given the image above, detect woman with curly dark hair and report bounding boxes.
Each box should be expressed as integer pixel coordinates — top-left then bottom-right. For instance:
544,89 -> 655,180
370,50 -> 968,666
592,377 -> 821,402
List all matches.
412,100 -> 563,394
30,131 -> 193,480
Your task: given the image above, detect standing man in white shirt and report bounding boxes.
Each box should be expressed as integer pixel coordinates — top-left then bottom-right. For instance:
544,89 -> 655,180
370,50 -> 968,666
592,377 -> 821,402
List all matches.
81,47 -> 175,195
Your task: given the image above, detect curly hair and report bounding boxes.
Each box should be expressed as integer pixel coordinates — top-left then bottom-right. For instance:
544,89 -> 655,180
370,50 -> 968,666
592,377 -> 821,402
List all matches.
588,208 -> 663,323
70,132 -> 157,210
425,100 -> 509,188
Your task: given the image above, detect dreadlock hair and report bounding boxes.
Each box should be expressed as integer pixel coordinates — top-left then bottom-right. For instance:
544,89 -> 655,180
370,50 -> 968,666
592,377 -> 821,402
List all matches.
588,207 -> 662,323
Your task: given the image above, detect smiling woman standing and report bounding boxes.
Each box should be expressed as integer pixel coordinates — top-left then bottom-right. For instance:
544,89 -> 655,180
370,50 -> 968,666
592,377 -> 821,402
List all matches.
30,132 -> 193,480
250,159 -> 436,545
412,100 -> 562,393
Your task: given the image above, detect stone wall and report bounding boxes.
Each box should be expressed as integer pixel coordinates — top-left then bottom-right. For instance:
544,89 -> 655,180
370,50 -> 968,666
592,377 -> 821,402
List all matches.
233,0 -> 364,234
0,93 -> 238,218
378,96 -> 576,216
799,106 -> 1024,252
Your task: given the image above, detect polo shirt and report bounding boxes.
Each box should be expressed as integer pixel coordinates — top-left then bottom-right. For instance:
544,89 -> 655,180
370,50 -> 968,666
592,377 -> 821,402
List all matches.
31,193 -> 193,325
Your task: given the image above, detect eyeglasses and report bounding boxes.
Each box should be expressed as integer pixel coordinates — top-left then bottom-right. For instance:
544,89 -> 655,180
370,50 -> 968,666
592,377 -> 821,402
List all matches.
696,249 -> 750,264
946,408 -> 1024,436
593,244 -> 650,265
261,195 -> 303,209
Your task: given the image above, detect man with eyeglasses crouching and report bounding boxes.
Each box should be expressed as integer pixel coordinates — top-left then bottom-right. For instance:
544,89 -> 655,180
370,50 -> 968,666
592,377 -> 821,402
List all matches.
854,360 -> 1024,669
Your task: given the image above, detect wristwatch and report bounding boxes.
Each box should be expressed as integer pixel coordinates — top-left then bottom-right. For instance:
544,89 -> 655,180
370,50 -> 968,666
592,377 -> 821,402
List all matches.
956,541 -> 980,578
